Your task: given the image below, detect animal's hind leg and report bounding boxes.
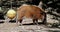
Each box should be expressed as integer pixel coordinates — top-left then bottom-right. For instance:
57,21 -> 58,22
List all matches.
42,13 -> 46,24
33,19 -> 36,25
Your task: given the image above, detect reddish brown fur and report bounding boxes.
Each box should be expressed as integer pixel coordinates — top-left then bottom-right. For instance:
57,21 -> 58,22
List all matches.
17,5 -> 46,25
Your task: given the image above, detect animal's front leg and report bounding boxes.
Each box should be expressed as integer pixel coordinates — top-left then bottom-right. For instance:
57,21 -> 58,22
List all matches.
35,19 -> 39,25
17,20 -> 20,26
19,19 -> 23,26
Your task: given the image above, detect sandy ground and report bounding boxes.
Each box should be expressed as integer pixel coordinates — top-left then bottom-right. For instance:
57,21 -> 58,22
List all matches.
0,22 -> 60,32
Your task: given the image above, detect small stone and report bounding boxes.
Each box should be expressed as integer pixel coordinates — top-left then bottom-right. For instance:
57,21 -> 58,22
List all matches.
58,26 -> 60,28
47,24 -> 52,27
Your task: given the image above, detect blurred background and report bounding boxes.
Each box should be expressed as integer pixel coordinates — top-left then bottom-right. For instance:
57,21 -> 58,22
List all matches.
0,0 -> 60,25
0,0 -> 60,32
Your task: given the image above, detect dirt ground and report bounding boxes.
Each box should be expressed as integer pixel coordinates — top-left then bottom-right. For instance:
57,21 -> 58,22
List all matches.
0,22 -> 60,32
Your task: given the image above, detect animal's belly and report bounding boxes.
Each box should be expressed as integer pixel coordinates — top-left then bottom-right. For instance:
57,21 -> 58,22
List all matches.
25,13 -> 32,18
24,13 -> 43,19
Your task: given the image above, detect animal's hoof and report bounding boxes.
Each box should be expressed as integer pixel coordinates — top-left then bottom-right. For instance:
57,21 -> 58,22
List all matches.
19,23 -> 23,26
36,24 -> 39,25
19,24 -> 22,26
